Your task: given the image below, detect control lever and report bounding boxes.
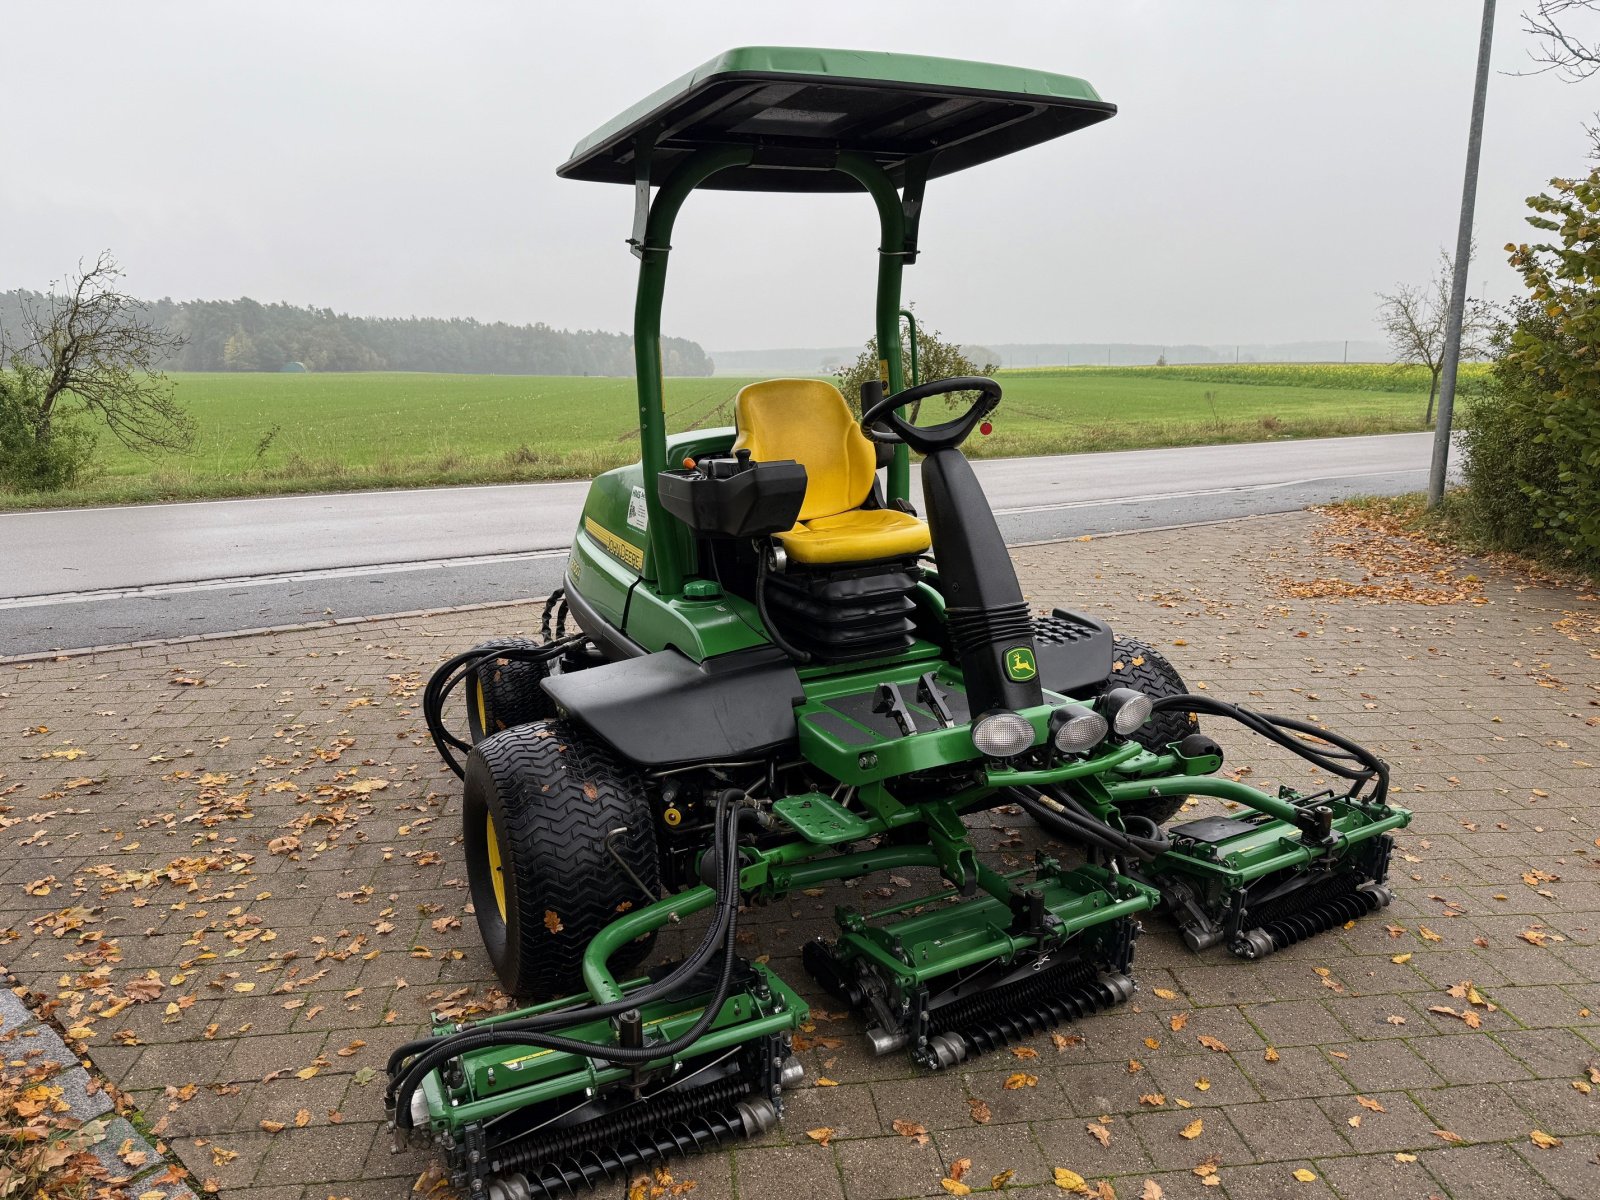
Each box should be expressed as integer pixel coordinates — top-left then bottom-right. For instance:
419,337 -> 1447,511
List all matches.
872,682 -> 917,738
915,672 -> 956,728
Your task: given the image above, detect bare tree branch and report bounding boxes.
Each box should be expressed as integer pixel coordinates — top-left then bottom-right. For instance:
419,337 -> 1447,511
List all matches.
1375,248 -> 1493,424
1522,0 -> 1600,80
15,251 -> 192,453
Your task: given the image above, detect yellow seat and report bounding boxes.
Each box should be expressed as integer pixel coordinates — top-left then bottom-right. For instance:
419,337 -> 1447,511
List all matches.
734,379 -> 930,566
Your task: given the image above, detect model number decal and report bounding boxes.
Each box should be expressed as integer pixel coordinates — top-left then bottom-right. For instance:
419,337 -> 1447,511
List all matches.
627,486 -> 649,532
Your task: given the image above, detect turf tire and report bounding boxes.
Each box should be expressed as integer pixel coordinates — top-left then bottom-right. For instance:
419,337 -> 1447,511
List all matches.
465,639 -> 558,744
1105,634 -> 1199,825
462,719 -> 660,999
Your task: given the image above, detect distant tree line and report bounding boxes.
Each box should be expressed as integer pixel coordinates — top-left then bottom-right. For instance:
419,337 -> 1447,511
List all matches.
0,291 -> 713,376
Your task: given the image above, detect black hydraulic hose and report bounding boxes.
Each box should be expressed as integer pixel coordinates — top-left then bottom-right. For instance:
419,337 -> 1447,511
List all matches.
391,796 -> 748,1126
753,551 -> 812,664
1013,786 -> 1169,861
1037,784 -> 1171,852
1148,694 -> 1387,797
386,790 -> 741,1094
422,635 -> 584,778
1015,793 -> 1130,856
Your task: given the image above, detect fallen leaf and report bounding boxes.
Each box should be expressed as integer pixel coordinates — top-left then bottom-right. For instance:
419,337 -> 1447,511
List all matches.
1168,1012 -> 1189,1032
1140,1182 -> 1163,1200
891,1119 -> 928,1143
1086,1122 -> 1111,1147
805,1127 -> 834,1147
967,1097 -> 992,1124
1394,1153 -> 1418,1163
815,1077 -> 839,1087
1138,1093 -> 1167,1107
1196,1035 -> 1228,1053
259,1119 -> 285,1133
1180,1118 -> 1204,1140
294,1108 -> 311,1128
1263,1046 -> 1280,1063
940,1181 -> 971,1197
1004,1072 -> 1038,1090
1356,1095 -> 1386,1113
1292,1168 -> 1317,1182
1053,1167 -> 1091,1194
1390,953 -> 1413,964
991,1169 -> 1016,1190
1433,1129 -> 1464,1145
1530,1130 -> 1561,1149
543,910 -> 564,934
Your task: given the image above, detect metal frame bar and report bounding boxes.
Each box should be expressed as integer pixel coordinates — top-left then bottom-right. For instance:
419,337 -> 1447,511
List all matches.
630,149 -> 916,595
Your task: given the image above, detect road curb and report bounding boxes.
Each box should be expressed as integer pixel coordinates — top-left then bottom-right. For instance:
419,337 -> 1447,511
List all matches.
2,513 -> 1290,665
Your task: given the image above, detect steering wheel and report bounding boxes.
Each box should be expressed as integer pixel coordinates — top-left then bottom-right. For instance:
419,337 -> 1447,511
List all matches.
860,376 -> 1001,455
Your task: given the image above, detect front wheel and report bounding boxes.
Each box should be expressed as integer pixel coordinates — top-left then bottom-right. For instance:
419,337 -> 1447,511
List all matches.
1105,635 -> 1199,825
461,720 -> 660,999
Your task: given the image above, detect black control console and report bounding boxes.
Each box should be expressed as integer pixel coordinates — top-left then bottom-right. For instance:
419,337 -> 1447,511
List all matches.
657,450 -> 808,539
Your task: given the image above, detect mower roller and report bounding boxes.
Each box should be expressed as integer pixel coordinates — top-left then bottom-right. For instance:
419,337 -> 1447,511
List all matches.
389,48 -> 1411,1197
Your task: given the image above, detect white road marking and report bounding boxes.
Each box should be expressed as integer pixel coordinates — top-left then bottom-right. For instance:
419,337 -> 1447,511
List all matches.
0,547 -> 571,609
4,468 -> 1420,610
988,468 -> 1423,516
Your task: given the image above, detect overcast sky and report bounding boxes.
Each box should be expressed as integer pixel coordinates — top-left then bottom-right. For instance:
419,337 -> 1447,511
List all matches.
4,1 -> 1595,353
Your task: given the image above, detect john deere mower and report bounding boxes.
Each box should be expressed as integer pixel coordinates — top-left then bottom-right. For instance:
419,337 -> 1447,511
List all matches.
389,48 -> 1411,1199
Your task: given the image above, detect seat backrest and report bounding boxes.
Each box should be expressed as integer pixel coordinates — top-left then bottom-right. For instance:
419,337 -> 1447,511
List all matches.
733,379 -> 877,522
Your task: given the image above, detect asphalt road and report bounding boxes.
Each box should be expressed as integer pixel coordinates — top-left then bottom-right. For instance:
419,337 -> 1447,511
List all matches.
0,432 -> 1445,655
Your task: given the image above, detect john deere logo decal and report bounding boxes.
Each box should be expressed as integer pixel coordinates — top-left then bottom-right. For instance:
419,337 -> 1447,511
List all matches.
1004,647 -> 1038,682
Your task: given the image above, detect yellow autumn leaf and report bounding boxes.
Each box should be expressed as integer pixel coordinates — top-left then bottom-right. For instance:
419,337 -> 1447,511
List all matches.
1179,1118 -> 1204,1140
991,1170 -> 1016,1190
1053,1167 -> 1091,1194
1292,1168 -> 1317,1182
940,1180 -> 972,1196
1390,953 -> 1413,964
1530,1130 -> 1561,1149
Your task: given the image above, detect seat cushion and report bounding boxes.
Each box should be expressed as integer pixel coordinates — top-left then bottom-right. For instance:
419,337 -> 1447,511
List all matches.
775,507 -> 930,565
734,379 -> 878,521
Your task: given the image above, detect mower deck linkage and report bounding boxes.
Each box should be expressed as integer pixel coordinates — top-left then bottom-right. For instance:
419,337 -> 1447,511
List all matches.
385,46 -> 1413,1199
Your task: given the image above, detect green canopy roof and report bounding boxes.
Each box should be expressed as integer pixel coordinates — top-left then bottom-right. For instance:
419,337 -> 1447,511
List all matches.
558,47 -> 1114,192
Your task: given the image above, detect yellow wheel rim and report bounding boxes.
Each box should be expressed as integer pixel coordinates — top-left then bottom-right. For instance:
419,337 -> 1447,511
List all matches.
485,811 -> 508,923
472,674 -> 490,737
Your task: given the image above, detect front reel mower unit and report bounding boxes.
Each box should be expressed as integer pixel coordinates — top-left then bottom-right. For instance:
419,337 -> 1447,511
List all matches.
398,962 -> 805,1200
804,856 -> 1154,1069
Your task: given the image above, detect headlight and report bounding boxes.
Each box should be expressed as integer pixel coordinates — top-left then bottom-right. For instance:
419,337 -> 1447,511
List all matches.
1100,687 -> 1154,737
1050,708 -> 1108,755
971,710 -> 1035,758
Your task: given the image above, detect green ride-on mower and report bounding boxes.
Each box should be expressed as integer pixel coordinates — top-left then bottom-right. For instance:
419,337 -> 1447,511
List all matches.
389,48 -> 1411,1199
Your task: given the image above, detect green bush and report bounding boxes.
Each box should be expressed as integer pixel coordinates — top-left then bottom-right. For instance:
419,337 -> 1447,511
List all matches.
0,367 -> 96,492
834,311 -> 999,419
1458,170 -> 1600,574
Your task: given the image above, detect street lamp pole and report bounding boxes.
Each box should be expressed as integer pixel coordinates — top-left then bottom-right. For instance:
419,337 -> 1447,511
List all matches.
1428,0 -> 1496,508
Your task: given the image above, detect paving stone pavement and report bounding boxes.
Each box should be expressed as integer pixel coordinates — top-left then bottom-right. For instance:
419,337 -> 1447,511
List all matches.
1,510 -> 1597,1200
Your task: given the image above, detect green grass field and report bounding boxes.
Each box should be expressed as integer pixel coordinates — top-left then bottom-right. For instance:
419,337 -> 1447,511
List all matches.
0,363 -> 1488,509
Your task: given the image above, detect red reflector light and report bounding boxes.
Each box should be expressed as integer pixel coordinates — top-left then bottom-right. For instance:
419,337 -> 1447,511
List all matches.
979,421 -> 993,436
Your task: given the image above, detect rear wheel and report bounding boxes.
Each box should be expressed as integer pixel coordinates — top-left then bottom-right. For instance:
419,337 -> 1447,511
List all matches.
464,639 -> 558,744
462,720 -> 660,999
1106,635 -> 1199,825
